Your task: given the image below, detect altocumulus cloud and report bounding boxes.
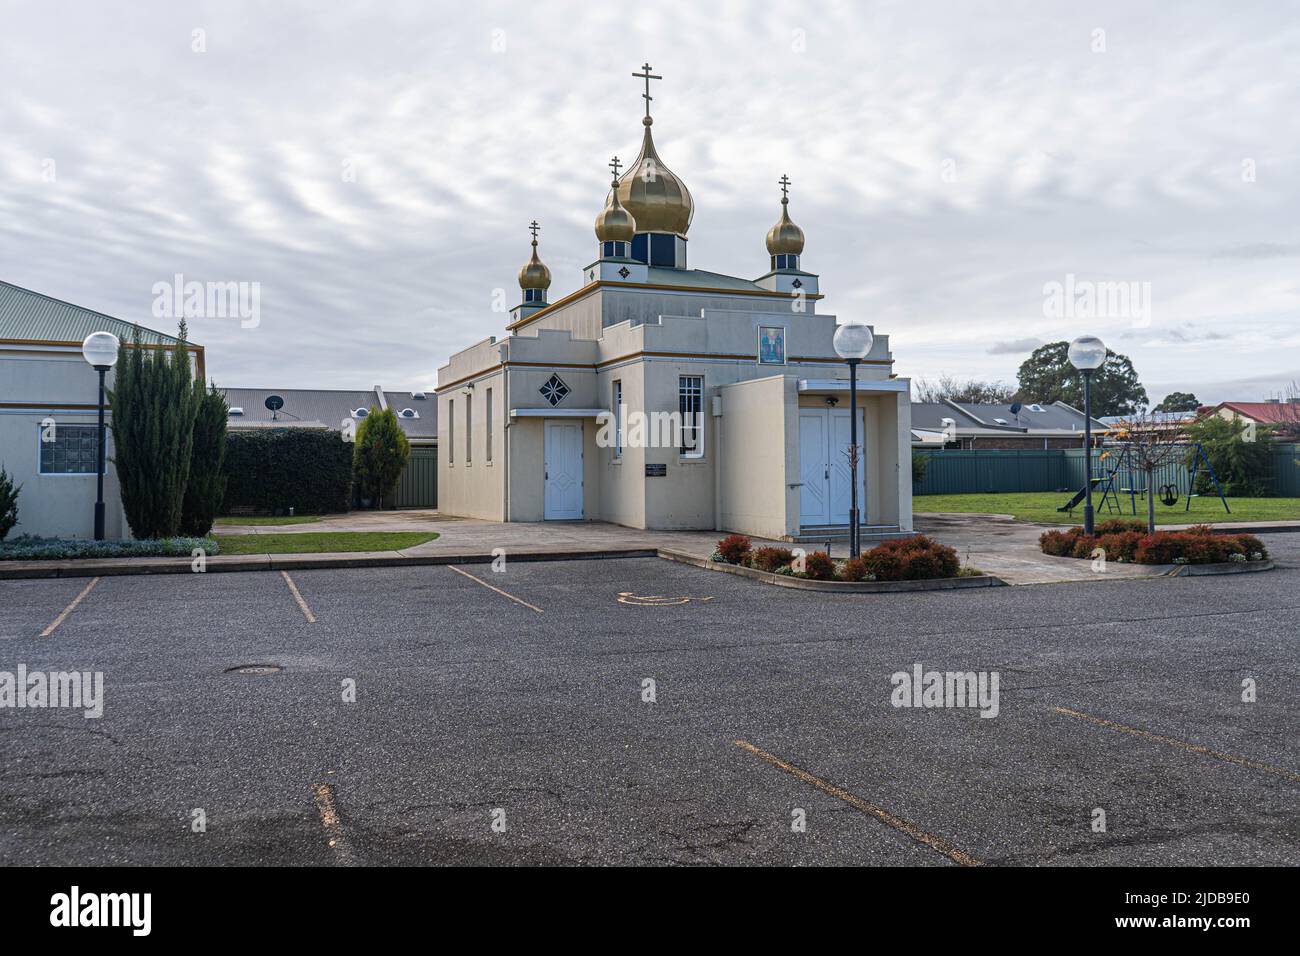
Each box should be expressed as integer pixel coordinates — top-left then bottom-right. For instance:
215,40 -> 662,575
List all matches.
0,0 -> 1296,403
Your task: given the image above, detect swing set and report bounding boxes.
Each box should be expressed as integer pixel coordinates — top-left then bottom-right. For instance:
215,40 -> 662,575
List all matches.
1058,442 -> 1231,516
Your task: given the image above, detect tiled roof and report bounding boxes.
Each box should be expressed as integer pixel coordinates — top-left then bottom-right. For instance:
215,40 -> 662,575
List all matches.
1210,401 -> 1300,425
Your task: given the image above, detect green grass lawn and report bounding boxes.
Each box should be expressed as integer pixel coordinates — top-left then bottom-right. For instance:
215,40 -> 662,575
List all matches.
214,515 -> 322,526
915,492 -> 1300,526
216,531 -> 439,554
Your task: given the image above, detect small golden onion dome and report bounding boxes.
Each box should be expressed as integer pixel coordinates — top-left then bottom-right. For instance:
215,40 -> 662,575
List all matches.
612,118 -> 693,236
766,197 -> 805,256
595,175 -> 637,243
518,239 -> 551,291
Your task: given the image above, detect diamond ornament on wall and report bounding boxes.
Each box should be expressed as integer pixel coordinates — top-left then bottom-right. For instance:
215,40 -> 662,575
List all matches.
540,374 -> 570,406
618,266 -> 631,279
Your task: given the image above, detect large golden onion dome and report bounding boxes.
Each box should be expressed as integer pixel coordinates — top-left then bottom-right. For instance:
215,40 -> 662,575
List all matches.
612,117 -> 693,236
518,235 -> 551,291
595,166 -> 637,243
766,195 -> 805,257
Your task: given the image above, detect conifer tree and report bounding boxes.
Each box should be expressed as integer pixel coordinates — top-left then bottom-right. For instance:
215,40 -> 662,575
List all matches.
108,323 -> 199,538
353,406 -> 410,508
180,383 -> 229,536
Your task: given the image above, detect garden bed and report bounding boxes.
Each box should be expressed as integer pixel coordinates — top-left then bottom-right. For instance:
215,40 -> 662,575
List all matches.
694,533 -> 1000,590
1039,519 -> 1271,566
0,536 -> 219,561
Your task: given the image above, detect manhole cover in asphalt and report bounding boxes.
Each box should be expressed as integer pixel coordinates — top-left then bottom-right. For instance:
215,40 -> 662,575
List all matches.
224,664 -> 283,675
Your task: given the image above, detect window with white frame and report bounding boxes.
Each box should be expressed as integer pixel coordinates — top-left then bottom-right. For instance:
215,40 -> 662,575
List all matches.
38,423 -> 100,475
613,380 -> 623,459
679,376 -> 704,458
448,399 -> 454,464
486,387 -> 493,463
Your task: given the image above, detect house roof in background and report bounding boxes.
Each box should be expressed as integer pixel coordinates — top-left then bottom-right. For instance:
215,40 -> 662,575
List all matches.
221,386 -> 436,439
0,280 -> 190,347
911,400 -> 1105,434
1204,401 -> 1300,425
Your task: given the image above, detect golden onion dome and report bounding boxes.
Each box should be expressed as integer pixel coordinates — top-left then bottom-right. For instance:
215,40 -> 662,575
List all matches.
611,118 -> 693,236
595,172 -> 637,243
518,237 -> 551,291
766,196 -> 805,256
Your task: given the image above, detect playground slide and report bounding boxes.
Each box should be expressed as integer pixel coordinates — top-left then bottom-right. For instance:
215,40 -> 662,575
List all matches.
1057,486 -> 1088,512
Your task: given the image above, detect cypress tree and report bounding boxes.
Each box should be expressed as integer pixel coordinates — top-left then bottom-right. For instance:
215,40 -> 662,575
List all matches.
108,323 -> 199,538
353,406 -> 410,508
180,383 -> 229,536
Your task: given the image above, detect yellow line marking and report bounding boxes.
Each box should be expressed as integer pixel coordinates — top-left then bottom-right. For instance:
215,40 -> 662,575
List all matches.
40,577 -> 100,637
312,783 -> 356,865
280,570 -> 316,623
447,565 -> 543,613
1052,707 -> 1300,783
733,739 -> 982,866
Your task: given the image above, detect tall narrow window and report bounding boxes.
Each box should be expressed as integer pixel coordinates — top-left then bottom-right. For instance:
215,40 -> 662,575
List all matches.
613,380 -> 623,459
486,388 -> 493,463
466,394 -> 473,464
679,376 -> 703,458
448,400 -> 454,464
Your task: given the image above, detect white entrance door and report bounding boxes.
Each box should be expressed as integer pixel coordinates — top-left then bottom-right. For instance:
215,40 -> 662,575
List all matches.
544,420 -> 584,520
798,407 -> 865,528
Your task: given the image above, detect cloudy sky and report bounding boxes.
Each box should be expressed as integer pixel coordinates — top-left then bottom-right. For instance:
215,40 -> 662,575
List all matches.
2,0 -> 1297,404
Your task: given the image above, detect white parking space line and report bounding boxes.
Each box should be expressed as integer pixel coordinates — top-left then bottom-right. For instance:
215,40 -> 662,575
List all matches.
39,577 -> 100,637
281,571 -> 317,623
447,565 -> 544,614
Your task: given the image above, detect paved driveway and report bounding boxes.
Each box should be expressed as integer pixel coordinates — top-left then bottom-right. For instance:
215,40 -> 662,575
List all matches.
1,537 -> 1296,866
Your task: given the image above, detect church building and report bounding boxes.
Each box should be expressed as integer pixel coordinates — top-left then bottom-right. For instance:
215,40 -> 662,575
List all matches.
436,67 -> 913,542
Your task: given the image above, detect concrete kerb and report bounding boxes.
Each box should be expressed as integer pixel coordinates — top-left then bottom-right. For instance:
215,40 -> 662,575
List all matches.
0,548 -> 659,580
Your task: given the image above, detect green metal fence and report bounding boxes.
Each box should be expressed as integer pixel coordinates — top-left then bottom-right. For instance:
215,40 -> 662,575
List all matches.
392,444 -> 438,508
1272,444 -> 1300,497
914,444 -> 1300,497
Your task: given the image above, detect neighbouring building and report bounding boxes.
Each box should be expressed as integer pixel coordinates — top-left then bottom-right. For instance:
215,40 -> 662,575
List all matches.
1197,401 -> 1300,442
0,279 -> 203,539
912,400 -> 1107,449
435,70 -> 912,541
222,386 -> 438,508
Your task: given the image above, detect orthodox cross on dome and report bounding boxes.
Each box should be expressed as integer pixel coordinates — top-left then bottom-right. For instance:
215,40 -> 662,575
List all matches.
633,62 -> 661,120
779,174 -> 791,201
529,220 -> 540,243
609,156 -> 623,179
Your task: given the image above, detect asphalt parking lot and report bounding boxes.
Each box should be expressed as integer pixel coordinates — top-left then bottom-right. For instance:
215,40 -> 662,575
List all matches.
1,535 -> 1297,866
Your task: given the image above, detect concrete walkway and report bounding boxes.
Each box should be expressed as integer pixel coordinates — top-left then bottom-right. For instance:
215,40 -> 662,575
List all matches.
8,510 -> 1281,584
214,510 -> 1160,586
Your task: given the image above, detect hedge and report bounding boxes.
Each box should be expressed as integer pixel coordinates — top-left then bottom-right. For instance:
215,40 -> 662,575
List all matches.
221,429 -> 353,515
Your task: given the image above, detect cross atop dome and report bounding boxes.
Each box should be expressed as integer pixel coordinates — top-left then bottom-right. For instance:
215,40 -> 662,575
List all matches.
633,62 -> 661,124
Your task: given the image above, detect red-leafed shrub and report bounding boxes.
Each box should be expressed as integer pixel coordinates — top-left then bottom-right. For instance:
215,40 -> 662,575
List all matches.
838,556 -> 872,582
803,551 -> 836,580
1234,534 -> 1268,559
750,546 -> 794,572
1045,521 -> 1268,566
1070,535 -> 1099,560
1039,528 -> 1082,557
1094,531 -> 1143,562
717,534 -> 751,565
863,535 -> 960,581
1095,518 -> 1147,535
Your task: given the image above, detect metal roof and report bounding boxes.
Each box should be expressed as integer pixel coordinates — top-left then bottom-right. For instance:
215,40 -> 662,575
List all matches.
0,280 -> 187,346
911,400 -> 1105,434
222,386 -> 436,439
645,268 -> 767,292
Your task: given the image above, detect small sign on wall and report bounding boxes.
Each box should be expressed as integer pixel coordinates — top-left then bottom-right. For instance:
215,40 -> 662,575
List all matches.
645,463 -> 667,477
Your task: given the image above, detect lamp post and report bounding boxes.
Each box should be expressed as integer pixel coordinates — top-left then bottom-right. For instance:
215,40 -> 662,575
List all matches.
81,332 -> 121,540
832,321 -> 874,558
1068,334 -> 1107,536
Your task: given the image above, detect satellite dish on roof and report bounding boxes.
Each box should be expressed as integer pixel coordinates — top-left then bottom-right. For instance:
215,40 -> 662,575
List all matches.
265,394 -> 284,420
1009,401 -> 1023,416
